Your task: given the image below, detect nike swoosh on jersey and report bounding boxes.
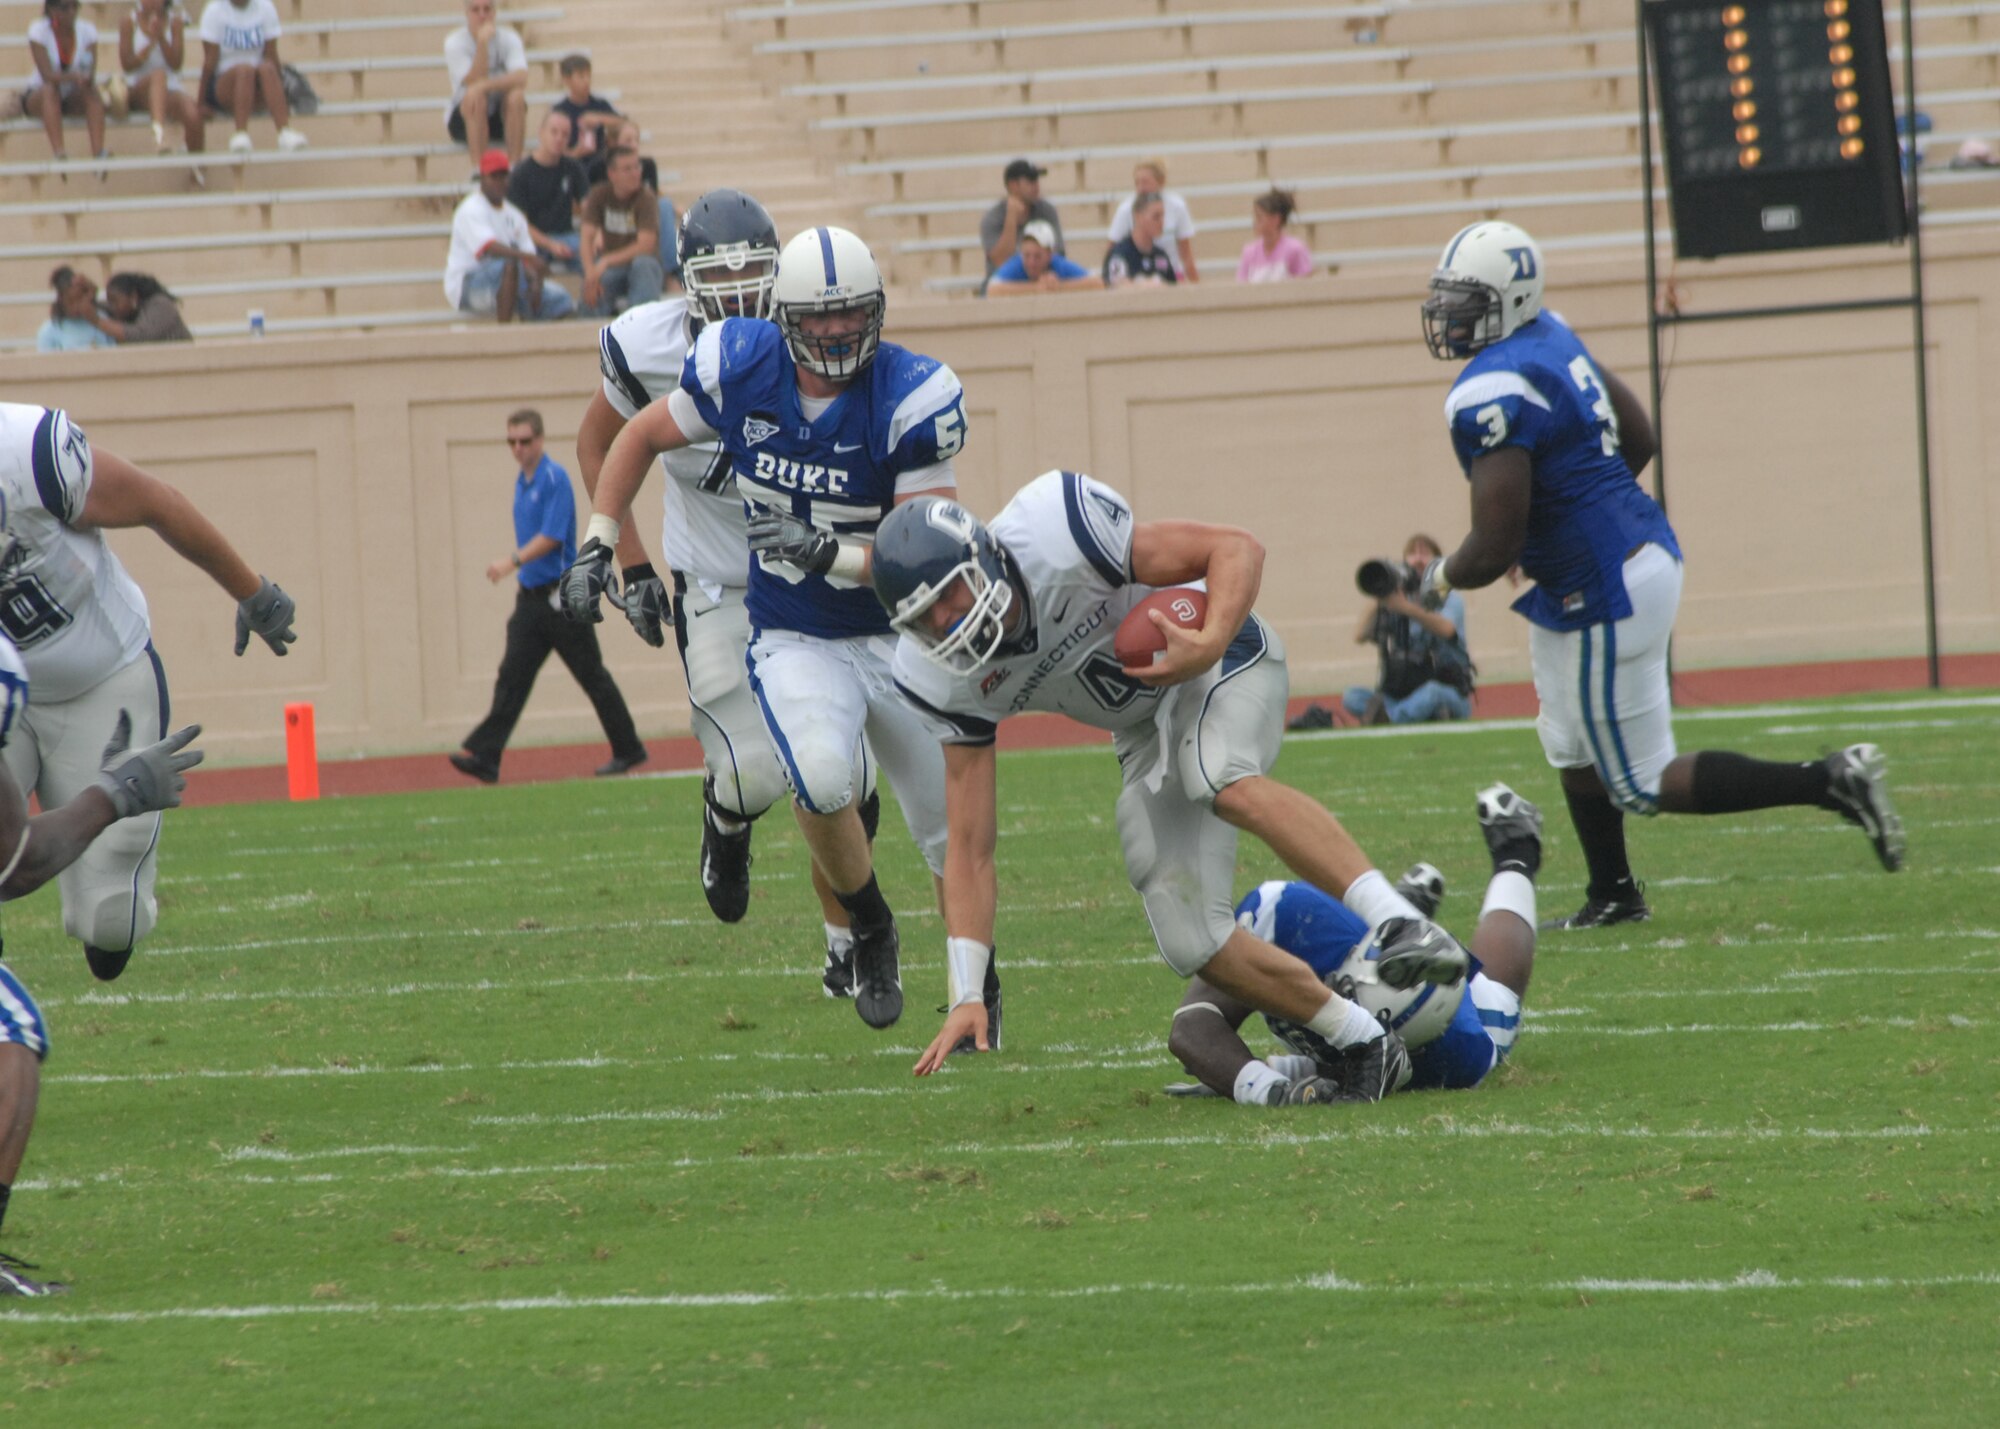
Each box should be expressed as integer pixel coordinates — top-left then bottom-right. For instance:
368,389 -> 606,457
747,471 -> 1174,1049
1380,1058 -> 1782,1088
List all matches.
833,442 -> 865,453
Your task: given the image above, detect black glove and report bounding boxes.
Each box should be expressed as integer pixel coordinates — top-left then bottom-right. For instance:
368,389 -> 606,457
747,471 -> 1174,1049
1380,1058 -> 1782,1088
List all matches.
96,711 -> 205,818
234,576 -> 297,656
747,508 -> 838,577
559,537 -> 617,624
620,562 -> 670,648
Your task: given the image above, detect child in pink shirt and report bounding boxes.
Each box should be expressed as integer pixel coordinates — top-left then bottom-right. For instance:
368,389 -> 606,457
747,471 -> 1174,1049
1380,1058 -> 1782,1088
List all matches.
1237,188 -> 1316,283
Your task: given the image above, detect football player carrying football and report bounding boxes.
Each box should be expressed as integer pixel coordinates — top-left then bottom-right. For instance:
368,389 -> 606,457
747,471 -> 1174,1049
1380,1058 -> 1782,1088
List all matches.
565,226 -> 958,1033
1418,221 -> 1905,929
1167,784 -> 1542,1105
871,475 -> 1467,1100
575,190 -> 885,994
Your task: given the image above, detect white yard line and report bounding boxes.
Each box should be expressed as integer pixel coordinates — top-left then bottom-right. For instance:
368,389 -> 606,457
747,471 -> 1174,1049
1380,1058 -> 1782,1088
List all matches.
5,1267 -> 1997,1326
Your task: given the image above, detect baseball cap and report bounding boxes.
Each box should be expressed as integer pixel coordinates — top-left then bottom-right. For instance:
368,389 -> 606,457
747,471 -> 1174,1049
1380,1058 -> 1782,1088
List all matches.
1020,219 -> 1057,249
478,149 -> 511,177
1003,158 -> 1046,183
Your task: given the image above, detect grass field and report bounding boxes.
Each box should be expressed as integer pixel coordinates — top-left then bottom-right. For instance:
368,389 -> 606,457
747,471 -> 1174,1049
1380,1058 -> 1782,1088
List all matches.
1,690 -> 1996,1426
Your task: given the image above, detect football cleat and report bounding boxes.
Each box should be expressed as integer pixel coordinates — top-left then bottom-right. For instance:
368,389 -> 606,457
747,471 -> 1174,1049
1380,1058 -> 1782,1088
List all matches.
1476,782 -> 1544,877
850,919 -> 903,1029
1542,887 -> 1650,931
946,955 -> 1003,1057
699,779 -> 754,924
1331,1027 -> 1414,1102
0,1252 -> 68,1298
1823,743 -> 1905,872
822,939 -> 856,1000
1393,862 -> 1445,918
1372,916 -> 1471,992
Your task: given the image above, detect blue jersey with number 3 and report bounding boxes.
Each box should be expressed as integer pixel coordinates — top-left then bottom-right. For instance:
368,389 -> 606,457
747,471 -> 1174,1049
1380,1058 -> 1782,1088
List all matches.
680,318 -> 966,639
1444,313 -> 1679,631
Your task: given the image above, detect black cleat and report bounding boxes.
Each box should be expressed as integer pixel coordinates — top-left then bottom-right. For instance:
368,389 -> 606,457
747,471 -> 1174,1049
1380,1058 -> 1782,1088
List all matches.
1281,1075 -> 1346,1106
822,940 -> 855,999
0,1252 -> 68,1298
850,919 -> 903,1029
1372,916 -> 1471,991
946,955 -> 1003,1057
1542,887 -> 1650,931
1476,782 -> 1543,877
595,749 -> 649,777
448,751 -> 499,785
84,944 -> 133,982
1331,1028 -> 1414,1102
698,778 -> 753,924
1393,862 -> 1445,918
1824,743 -> 1905,872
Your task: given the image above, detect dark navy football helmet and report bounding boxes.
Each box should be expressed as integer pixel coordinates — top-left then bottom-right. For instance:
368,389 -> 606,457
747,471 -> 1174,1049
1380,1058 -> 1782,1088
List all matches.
678,188 -> 780,344
873,496 -> 1017,673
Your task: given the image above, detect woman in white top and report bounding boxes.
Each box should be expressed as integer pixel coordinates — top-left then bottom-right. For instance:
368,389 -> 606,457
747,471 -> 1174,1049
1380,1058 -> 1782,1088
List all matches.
194,0 -> 305,153
1107,159 -> 1200,283
23,0 -> 107,165
121,0 -> 203,155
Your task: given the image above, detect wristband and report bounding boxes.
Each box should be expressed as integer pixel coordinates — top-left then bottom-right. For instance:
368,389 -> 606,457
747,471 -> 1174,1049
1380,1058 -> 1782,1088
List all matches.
827,540 -> 868,584
585,513 -> 622,551
945,936 -> 992,1011
1427,559 -> 1453,597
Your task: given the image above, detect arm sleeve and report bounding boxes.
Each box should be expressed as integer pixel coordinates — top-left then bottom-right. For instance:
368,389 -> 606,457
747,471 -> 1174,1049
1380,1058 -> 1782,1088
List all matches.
1060,471 -> 1134,588
667,388 -> 719,444
443,30 -> 472,91
1107,197 -> 1133,242
28,408 -> 93,525
535,471 -> 573,542
893,678 -> 997,748
885,361 -> 967,474
598,322 -> 649,419
1287,239 -> 1315,277
200,7 -> 225,45
1440,591 -> 1468,645
894,459 -> 955,497
126,297 -> 183,342
261,4 -> 279,39
501,28 -> 528,72
1445,369 -> 1555,473
677,323 -> 728,434
1171,193 -> 1197,239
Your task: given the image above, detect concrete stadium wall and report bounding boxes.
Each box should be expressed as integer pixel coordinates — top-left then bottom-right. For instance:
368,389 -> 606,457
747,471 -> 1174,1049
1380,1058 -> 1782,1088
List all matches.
1,233 -> 1993,766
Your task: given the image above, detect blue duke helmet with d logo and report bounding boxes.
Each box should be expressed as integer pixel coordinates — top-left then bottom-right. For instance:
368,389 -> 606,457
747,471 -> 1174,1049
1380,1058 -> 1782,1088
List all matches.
1422,220 -> 1545,360
874,496 -> 1018,673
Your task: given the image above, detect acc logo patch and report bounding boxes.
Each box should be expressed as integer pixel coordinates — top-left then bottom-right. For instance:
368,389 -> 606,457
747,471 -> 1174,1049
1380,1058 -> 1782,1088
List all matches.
743,415 -> 780,447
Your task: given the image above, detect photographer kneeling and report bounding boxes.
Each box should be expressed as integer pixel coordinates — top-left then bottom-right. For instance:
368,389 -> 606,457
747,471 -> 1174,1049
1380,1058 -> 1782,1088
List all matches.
1342,535 -> 1474,726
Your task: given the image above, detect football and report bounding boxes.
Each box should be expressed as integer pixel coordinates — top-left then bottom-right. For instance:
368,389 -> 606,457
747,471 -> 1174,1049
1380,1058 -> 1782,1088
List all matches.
1113,588 -> 1208,668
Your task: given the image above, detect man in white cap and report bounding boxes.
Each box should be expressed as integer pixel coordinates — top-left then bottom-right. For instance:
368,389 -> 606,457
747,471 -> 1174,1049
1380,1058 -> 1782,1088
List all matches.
986,219 -> 1102,296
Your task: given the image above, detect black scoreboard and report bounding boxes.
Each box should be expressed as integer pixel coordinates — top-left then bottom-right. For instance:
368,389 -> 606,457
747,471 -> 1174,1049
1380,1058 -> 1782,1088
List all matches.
1645,0 -> 1907,258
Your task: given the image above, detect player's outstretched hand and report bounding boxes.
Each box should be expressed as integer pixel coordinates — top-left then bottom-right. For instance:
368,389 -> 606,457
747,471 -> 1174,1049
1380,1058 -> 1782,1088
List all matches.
559,537 -> 616,624
1123,608 -> 1222,688
620,563 -> 670,648
96,713 -> 204,817
747,508 -> 838,576
914,1003 -> 987,1076
234,577 -> 297,657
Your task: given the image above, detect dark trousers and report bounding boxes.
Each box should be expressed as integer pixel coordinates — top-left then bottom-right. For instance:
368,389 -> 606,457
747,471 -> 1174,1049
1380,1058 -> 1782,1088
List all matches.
463,583 -> 645,767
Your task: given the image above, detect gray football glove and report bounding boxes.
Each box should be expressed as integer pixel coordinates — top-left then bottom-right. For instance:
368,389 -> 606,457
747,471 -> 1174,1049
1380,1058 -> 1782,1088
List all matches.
619,563 -> 670,649
234,576 -> 296,656
559,537 -> 617,624
747,508 -> 838,576
96,711 -> 204,818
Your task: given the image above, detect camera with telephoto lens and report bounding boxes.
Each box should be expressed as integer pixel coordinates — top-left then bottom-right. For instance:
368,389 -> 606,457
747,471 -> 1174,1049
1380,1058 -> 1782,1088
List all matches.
1355,558 -> 1420,599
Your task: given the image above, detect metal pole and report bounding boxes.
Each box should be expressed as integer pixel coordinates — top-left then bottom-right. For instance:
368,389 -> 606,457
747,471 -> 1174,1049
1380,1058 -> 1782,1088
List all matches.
1635,0 -> 1667,516
1899,0 -> 1942,688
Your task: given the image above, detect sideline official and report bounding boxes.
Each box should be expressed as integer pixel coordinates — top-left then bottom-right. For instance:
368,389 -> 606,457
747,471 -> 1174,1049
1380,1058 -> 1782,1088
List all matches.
450,409 -> 648,783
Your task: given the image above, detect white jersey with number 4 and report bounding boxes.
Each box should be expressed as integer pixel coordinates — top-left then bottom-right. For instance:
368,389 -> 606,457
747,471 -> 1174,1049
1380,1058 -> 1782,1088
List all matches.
893,470 -> 1171,743
597,299 -> 748,592
0,404 -> 150,703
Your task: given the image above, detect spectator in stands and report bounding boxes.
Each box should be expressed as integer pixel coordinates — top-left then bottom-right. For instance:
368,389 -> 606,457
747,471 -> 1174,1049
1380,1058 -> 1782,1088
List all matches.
552,54 -> 620,161
981,158 -> 1063,287
580,146 -> 664,315
444,0 -> 528,164
444,150 -> 574,322
1103,192 -> 1178,288
1236,187 -> 1315,284
509,109 -> 590,271
37,267 -> 115,352
1108,160 -> 1198,282
986,219 -> 1102,297
583,118 -> 676,280
23,0 -> 109,167
91,272 -> 194,343
196,0 -> 305,153
121,0 -> 203,156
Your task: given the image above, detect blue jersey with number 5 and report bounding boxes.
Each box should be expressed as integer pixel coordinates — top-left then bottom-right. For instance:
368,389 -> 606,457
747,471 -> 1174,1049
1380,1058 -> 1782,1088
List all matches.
680,318 -> 966,639
1444,313 -> 1678,631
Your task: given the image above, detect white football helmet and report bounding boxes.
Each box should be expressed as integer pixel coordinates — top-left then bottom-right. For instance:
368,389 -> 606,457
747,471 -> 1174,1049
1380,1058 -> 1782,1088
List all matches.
1421,220 -> 1545,360
772,226 -> 886,382
1328,923 -> 1465,1048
